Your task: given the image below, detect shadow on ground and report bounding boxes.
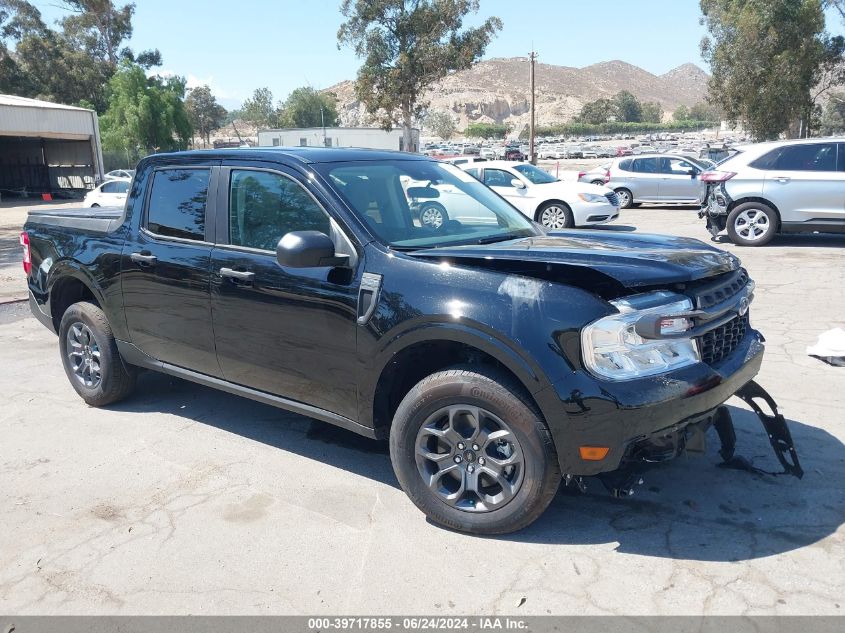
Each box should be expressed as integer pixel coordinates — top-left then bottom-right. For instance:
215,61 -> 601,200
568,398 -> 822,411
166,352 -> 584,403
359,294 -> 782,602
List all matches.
109,370 -> 845,561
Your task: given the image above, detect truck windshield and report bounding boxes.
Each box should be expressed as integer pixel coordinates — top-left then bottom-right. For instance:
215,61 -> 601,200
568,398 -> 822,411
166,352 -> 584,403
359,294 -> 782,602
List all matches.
317,160 -> 540,249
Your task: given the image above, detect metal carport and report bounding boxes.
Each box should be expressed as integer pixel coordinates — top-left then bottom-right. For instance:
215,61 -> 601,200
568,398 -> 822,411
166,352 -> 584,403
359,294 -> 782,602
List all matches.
0,94 -> 104,198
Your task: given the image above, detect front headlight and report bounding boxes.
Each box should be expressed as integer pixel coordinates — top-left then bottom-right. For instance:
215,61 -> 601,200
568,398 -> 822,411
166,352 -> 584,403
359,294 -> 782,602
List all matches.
581,291 -> 700,380
577,193 -> 607,203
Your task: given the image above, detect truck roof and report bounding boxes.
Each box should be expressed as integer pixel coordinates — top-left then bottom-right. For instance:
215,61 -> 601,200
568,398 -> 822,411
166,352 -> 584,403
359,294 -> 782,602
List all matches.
147,147 -> 430,165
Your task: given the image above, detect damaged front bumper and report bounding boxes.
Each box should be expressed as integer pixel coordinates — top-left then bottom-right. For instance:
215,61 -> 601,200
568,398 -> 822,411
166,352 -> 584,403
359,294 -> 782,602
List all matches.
698,183 -> 731,237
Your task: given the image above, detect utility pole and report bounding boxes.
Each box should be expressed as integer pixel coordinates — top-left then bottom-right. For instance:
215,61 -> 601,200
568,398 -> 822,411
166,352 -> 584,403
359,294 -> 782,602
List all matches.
321,106 -> 326,147
529,51 -> 537,165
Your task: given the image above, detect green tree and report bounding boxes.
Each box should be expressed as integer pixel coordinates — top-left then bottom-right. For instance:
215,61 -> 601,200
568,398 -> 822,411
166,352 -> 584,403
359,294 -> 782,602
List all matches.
464,122 -> 509,139
576,98 -> 616,124
338,0 -> 502,152
185,84 -> 227,147
689,101 -> 723,123
700,0 -> 844,139
99,62 -> 192,153
673,104 -> 691,121
640,101 -> 663,123
424,110 -> 457,140
613,90 -> 642,122
240,87 -> 279,128
278,86 -> 339,128
0,0 -> 159,111
820,90 -> 845,133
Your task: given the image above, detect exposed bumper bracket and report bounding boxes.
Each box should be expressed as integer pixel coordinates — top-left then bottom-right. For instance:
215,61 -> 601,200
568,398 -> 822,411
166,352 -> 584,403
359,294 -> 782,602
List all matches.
716,380 -> 803,479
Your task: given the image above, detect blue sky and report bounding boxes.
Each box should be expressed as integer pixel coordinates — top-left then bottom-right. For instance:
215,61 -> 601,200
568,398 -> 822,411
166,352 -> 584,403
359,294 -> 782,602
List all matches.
30,0 -> 843,109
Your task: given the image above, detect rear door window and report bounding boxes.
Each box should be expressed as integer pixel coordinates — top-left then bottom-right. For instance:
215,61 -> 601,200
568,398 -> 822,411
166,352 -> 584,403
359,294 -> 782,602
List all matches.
752,143 -> 837,172
103,180 -> 130,194
633,158 -> 660,173
146,168 -> 210,241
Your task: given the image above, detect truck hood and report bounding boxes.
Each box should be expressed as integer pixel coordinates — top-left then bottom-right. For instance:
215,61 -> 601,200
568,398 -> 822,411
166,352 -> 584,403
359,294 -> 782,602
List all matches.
410,230 -> 740,289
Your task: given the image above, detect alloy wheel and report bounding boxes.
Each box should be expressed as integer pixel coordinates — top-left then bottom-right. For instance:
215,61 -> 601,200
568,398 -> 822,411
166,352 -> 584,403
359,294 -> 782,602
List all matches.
415,404 -> 525,512
540,206 -> 569,229
420,206 -> 445,229
66,322 -> 102,388
734,208 -> 771,242
615,190 -> 631,208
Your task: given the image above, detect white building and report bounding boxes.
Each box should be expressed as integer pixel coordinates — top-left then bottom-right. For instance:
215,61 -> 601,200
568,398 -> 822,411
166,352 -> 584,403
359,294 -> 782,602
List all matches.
0,94 -> 104,196
257,127 -> 420,153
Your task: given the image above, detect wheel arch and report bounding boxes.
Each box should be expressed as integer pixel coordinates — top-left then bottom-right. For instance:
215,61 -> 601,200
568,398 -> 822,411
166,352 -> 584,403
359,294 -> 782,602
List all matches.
47,264 -> 106,332
726,196 -> 782,231
367,327 -> 554,441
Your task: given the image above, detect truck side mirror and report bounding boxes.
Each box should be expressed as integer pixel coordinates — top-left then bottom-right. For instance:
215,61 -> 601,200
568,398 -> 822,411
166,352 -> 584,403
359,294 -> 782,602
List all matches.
276,231 -> 350,268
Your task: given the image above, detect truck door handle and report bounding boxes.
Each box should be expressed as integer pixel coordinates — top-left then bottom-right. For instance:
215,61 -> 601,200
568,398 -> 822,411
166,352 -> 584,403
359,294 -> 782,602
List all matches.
130,252 -> 157,266
220,267 -> 255,284
775,176 -> 791,183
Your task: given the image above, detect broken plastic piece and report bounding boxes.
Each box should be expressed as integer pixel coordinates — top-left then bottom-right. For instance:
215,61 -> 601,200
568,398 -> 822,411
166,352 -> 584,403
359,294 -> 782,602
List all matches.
724,381 -> 803,478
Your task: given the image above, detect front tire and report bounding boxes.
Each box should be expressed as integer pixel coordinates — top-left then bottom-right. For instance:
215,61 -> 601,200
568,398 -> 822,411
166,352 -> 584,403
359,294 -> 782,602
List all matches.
389,366 -> 560,535
59,301 -> 136,406
418,202 -> 448,229
727,202 -> 777,246
536,202 -> 574,229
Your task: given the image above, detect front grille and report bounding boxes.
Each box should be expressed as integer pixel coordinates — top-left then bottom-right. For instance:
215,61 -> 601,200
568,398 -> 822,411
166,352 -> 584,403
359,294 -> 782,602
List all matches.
690,268 -> 749,310
605,191 -> 620,207
696,314 -> 748,365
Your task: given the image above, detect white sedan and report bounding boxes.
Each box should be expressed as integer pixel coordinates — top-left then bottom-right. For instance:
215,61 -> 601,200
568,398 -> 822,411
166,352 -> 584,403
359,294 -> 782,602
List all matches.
461,161 -> 620,229
103,169 -> 135,180
84,178 -> 130,207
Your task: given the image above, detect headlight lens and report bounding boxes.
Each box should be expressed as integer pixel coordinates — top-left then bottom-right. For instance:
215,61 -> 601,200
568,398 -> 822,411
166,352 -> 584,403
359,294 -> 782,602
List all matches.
581,291 -> 700,380
577,193 -> 607,203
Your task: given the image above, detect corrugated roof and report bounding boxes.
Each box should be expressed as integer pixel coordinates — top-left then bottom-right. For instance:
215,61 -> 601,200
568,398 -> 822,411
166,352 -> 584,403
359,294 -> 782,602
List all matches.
0,94 -> 93,112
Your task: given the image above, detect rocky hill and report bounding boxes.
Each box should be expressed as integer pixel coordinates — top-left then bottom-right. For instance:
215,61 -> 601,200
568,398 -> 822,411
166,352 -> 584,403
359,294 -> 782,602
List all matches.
326,58 -> 711,132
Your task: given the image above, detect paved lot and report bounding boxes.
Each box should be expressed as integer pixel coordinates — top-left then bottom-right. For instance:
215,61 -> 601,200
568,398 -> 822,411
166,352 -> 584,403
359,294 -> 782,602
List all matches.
1,199 -> 844,615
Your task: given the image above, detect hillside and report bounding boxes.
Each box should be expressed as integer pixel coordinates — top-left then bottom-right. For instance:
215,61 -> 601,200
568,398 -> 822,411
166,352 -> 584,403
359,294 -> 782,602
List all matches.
326,58 -> 710,131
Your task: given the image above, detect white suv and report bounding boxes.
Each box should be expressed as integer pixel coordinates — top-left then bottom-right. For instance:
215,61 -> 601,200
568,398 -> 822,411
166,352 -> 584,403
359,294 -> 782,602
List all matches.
700,138 -> 845,246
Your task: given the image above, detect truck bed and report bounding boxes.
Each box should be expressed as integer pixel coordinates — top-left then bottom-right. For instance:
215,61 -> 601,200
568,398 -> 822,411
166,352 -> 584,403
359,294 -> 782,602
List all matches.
26,206 -> 124,234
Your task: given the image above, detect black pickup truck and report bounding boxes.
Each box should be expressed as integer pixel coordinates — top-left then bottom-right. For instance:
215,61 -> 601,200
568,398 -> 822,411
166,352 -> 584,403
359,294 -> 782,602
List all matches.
21,148 -> 801,534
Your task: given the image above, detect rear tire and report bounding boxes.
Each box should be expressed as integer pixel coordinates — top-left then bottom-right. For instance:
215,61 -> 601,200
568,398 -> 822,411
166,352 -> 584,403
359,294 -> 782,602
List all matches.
590,179 -> 605,186
614,188 -> 634,209
727,201 -> 777,246
389,365 -> 561,535
59,301 -> 136,406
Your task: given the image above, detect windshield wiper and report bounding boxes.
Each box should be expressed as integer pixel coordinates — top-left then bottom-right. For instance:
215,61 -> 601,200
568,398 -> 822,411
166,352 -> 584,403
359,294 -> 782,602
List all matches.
476,232 -> 530,245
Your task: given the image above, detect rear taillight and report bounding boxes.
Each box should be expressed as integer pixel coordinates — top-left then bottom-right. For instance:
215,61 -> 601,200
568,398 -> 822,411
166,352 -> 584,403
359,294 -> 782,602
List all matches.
20,232 -> 31,274
604,170 -> 611,183
578,171 -> 585,179
700,170 -> 736,183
